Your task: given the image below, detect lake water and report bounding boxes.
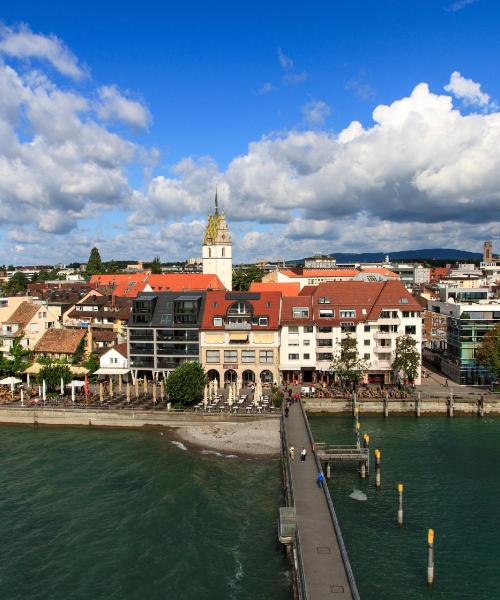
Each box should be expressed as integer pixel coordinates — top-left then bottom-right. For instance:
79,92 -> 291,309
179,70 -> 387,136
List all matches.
0,426 -> 290,600
309,415 -> 500,600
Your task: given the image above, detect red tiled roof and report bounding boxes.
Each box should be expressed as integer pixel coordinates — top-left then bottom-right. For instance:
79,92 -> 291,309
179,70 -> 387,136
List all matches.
201,291 -> 281,330
360,267 -> 399,278
249,282 -> 301,296
5,302 -> 39,330
34,328 -> 86,355
280,269 -> 359,278
146,273 -> 225,292
280,296 -> 313,325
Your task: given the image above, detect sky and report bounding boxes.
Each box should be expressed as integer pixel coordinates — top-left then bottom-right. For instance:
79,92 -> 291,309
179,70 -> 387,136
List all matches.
0,0 -> 499,265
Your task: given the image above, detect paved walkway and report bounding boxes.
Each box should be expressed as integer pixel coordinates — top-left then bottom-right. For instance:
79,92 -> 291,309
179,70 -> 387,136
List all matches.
285,401 -> 354,599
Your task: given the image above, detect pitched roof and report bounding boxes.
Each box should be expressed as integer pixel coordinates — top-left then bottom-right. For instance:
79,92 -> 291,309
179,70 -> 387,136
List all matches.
249,282 -> 301,296
360,267 -> 399,278
280,296 -> 313,325
5,302 -> 39,330
146,273 -> 225,292
280,269 -> 360,279
34,328 -> 86,354
113,343 -> 128,358
201,290 -> 281,330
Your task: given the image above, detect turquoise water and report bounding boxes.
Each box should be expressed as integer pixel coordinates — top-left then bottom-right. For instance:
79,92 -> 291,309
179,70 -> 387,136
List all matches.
310,416 -> 500,600
0,426 -> 290,600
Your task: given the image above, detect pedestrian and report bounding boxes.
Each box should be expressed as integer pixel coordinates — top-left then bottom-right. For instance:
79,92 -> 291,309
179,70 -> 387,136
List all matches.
316,471 -> 324,488
285,406 -> 289,418
288,389 -> 292,399
444,379 -> 449,387
289,446 -> 295,461
300,447 -> 307,462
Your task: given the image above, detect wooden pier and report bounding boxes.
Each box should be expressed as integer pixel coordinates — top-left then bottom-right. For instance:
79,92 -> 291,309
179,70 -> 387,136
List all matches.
280,400 -> 360,599
315,443 -> 369,473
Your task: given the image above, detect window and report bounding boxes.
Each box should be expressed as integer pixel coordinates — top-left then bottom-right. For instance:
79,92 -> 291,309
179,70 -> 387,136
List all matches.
293,307 -> 309,318
304,325 -> 314,333
228,301 -> 252,315
303,353 -> 310,359
222,247 -> 225,257
405,325 -> 417,335
288,353 -> 299,360
364,353 -> 370,360
364,340 -> 370,346
213,317 -> 223,326
318,338 -> 332,347
341,322 -> 356,332
288,326 -> 299,334
318,297 -> 331,304
288,340 -> 299,346
224,349 -> 237,363
38,311 -> 47,319
29,324 -> 38,333
319,309 -> 334,318
399,297 -> 409,304
364,325 -> 370,332
258,317 -> 268,326
212,302 -> 218,308
241,349 -> 255,363
266,301 -> 272,308
379,353 -> 391,361
206,350 -> 220,363
340,309 -> 356,318
303,339 -> 310,346
380,310 -> 399,319
317,352 -> 332,361
319,326 -> 332,333
362,309 -> 367,315
259,350 -> 273,363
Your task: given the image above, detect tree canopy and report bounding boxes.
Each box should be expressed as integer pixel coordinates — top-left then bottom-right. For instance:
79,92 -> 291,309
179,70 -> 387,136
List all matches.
330,333 -> 369,388
476,323 -> 500,381
86,247 -> 103,276
165,361 -> 207,406
392,334 -> 420,384
36,363 -> 72,390
3,271 -> 29,295
232,265 -> 264,291
150,256 -> 162,274
0,337 -> 31,377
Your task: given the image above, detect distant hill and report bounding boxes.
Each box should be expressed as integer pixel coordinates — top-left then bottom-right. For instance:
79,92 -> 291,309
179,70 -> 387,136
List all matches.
291,248 -> 483,265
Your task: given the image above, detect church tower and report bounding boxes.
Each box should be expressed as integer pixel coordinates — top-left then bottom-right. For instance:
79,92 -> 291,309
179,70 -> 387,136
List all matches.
202,190 -> 232,290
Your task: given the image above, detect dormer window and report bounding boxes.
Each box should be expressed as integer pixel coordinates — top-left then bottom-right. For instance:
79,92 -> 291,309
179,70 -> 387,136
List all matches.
227,301 -> 252,316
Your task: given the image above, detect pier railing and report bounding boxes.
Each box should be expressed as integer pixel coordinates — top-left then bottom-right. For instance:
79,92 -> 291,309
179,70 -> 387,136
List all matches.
299,399 -> 361,600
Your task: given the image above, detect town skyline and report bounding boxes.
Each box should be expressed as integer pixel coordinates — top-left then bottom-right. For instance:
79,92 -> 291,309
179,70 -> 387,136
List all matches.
0,1 -> 499,265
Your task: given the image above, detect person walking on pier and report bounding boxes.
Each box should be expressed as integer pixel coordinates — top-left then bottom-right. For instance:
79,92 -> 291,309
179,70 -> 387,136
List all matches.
316,471 -> 324,488
289,446 -> 295,461
300,447 -> 307,462
285,406 -> 289,418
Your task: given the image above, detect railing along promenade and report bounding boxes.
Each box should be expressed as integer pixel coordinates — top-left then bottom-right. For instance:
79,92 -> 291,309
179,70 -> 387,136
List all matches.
280,399 -> 360,600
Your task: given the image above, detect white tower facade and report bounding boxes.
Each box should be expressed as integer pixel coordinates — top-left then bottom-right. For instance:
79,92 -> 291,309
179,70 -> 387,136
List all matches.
202,193 -> 232,290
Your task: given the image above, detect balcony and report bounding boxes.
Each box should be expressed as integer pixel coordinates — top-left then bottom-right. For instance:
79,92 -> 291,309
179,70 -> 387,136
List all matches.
374,331 -> 396,339
224,322 -> 251,331
374,345 -> 392,353
370,359 -> 392,369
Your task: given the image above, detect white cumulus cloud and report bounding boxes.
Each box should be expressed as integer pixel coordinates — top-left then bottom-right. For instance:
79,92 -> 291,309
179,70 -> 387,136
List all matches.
302,100 -> 331,125
97,85 -> 151,128
444,70 -> 491,108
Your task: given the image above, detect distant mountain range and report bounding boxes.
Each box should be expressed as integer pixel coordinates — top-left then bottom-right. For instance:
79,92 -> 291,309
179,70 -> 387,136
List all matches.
291,248 -> 483,265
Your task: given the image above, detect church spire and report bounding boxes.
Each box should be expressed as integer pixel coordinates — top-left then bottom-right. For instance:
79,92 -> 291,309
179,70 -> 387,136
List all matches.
214,186 -> 219,215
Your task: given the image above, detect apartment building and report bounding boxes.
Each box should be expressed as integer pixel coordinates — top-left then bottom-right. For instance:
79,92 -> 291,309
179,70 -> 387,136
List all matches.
127,292 -> 206,381
279,281 -> 423,386
200,291 -> 281,386
1,301 -> 61,355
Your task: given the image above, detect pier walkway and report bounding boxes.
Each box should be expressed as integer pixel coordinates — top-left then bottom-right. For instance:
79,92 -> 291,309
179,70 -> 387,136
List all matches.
283,400 -> 359,599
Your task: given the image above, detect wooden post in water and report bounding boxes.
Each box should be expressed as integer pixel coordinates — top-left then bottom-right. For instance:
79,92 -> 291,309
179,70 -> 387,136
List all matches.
326,463 -> 331,479
448,391 -> 454,417
126,382 -> 130,403
427,529 -> 435,586
352,392 -> 357,416
374,449 -> 381,489
478,394 -> 484,417
397,483 -> 404,526
384,392 -> 389,417
416,392 -> 421,417
355,420 -> 361,449
160,380 -> 165,401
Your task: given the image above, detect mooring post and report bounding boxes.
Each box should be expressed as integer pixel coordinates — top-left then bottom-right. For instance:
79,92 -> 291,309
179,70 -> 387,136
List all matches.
416,392 -> 421,417
352,392 -> 357,416
363,433 -> 369,449
478,394 -> 484,417
375,449 -> 381,489
427,529 -> 435,586
326,463 -> 331,479
384,392 -> 389,417
397,483 -> 404,526
360,460 -> 366,479
355,420 -> 361,448
448,391 -> 454,417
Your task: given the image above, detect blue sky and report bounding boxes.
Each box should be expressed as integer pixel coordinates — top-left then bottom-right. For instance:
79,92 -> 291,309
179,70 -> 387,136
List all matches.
0,0 -> 499,264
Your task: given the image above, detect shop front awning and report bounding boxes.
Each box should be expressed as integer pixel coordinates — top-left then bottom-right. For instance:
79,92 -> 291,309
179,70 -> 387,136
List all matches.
94,368 -> 130,375
229,333 -> 248,341
24,363 -> 89,375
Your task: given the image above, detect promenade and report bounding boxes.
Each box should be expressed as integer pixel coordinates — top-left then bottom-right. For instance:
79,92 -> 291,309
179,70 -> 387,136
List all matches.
284,400 -> 358,599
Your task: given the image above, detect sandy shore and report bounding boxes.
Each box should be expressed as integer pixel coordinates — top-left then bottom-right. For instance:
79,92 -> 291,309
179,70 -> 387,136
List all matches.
170,418 -> 281,456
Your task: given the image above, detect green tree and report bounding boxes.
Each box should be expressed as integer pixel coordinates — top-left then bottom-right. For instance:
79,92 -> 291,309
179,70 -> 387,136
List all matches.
150,256 -> 162,274
83,353 -> 99,380
330,333 -> 369,388
392,334 -> 421,385
72,337 -> 86,365
0,337 -> 30,376
165,361 -> 207,406
37,363 -> 72,390
3,271 -> 29,295
232,265 -> 264,291
476,323 -> 500,382
86,247 -> 103,276
106,260 -> 119,274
